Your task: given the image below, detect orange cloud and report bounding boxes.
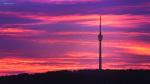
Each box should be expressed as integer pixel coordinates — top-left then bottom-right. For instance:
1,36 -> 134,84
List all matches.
65,51 -> 98,58
118,44 -> 150,56
103,62 -> 150,70
0,28 -> 42,33
0,28 -> 47,37
104,40 -> 150,56
0,58 -> 97,76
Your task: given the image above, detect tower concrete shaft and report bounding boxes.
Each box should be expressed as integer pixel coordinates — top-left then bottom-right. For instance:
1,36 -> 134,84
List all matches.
98,16 -> 103,70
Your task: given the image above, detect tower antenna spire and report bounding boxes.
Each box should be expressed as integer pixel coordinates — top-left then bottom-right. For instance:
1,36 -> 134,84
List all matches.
98,16 -> 103,70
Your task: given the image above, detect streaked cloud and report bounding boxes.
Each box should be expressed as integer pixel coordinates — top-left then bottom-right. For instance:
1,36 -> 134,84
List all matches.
0,0 -> 150,76
1,12 -> 150,28
15,0 -> 100,4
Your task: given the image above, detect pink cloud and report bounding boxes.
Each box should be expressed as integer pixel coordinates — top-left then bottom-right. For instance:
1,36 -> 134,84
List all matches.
14,0 -> 100,4
103,2 -> 150,12
1,12 -> 149,28
31,38 -> 97,46
19,14 -> 150,28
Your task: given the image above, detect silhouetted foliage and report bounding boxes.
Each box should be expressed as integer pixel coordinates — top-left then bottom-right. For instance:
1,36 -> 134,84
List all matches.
0,70 -> 149,84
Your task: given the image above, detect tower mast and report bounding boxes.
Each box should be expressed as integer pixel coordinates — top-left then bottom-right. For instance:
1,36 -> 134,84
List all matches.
98,16 -> 103,70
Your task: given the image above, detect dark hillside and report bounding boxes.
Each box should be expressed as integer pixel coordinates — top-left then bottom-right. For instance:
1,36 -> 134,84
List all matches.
0,70 -> 149,84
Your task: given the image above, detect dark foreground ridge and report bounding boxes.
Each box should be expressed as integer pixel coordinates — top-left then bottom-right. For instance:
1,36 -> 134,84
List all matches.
0,70 -> 150,84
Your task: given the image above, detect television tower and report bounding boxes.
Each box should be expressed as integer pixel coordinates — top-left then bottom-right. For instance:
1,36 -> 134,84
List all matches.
98,16 -> 103,70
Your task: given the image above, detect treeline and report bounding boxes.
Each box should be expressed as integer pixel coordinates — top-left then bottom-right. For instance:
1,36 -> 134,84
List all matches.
0,70 -> 150,84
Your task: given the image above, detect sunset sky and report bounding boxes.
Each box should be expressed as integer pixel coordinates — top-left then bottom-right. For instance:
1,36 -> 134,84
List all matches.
0,0 -> 150,76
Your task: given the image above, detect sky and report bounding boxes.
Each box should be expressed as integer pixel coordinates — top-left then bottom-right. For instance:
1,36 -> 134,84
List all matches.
0,0 -> 150,76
